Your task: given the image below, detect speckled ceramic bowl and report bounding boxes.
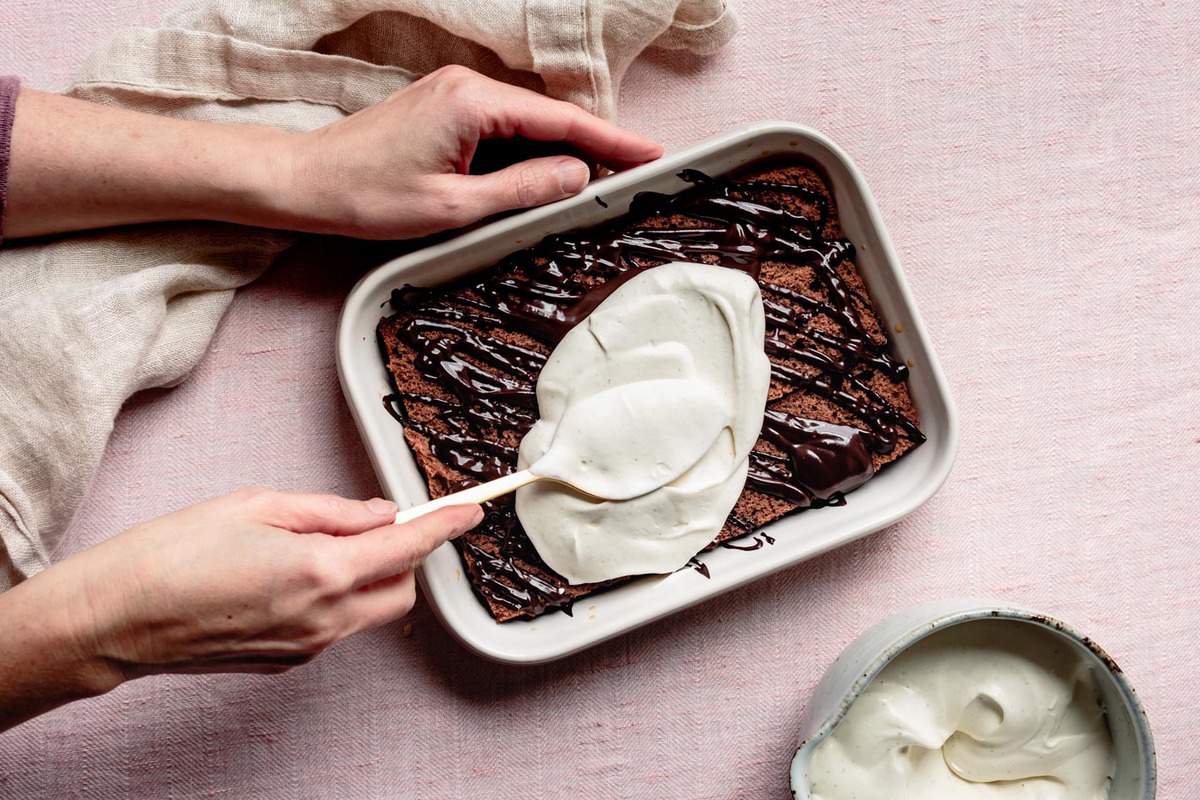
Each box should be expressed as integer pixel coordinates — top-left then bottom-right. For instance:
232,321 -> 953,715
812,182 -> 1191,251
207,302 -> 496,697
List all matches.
789,599 -> 1156,799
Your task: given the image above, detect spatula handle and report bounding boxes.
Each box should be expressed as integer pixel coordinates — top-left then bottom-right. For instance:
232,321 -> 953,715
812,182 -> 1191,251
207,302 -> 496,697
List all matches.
393,469 -> 540,525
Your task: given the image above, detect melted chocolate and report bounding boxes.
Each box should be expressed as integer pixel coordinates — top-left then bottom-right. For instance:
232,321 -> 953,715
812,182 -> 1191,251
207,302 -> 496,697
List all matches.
747,412 -> 876,507
445,498 -> 579,617
720,531 -> 777,552
380,164 -> 924,619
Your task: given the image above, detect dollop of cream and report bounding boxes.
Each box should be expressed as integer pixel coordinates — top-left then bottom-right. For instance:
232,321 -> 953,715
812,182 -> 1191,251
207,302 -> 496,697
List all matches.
515,261 -> 770,584
807,621 -> 1115,800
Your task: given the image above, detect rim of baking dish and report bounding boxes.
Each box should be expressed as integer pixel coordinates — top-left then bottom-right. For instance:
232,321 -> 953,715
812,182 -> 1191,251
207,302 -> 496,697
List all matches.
336,121 -> 959,664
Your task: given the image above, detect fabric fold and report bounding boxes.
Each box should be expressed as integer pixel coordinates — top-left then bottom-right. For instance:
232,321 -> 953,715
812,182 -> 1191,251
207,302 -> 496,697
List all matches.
0,76 -> 19,245
0,0 -> 737,588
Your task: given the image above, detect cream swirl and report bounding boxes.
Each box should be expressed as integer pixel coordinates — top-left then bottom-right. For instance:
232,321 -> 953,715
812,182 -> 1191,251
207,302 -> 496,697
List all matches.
808,620 -> 1115,800
514,261 -> 770,584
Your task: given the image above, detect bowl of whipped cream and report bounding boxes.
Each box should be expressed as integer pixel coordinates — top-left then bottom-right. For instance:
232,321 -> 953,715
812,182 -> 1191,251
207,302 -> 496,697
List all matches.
790,599 -> 1155,800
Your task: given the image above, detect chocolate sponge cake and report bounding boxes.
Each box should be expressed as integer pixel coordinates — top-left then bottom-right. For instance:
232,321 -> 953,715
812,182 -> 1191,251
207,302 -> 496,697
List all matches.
378,160 -> 924,622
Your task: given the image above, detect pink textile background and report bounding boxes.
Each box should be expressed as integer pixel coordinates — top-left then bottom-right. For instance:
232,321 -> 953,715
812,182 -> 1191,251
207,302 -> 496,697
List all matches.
2,2 -> 1199,797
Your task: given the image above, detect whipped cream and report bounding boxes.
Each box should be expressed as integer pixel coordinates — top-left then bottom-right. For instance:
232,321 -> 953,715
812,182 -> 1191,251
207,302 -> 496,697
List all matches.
808,620 -> 1115,800
515,261 -> 770,584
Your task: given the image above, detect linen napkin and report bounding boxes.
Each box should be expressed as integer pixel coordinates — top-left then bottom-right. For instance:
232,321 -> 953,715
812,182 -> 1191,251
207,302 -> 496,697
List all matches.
0,0 -> 737,587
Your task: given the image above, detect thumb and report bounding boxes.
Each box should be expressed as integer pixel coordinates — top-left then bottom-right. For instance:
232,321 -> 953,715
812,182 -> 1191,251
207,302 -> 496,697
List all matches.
465,156 -> 591,217
341,504 -> 485,586
239,489 -> 399,536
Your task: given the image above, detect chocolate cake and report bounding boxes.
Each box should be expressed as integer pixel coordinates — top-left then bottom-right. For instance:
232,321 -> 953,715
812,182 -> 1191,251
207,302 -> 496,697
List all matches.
378,160 -> 925,622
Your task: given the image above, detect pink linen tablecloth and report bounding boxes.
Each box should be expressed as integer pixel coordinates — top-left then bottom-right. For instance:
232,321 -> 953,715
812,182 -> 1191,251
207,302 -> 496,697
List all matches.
2,2 -> 1198,797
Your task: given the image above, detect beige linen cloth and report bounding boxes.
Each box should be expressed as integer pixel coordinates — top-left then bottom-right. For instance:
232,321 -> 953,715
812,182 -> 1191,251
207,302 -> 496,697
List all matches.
0,0 -> 737,588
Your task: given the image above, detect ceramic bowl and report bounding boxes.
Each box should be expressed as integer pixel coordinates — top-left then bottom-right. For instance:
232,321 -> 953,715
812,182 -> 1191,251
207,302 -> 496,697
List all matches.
789,598 -> 1156,799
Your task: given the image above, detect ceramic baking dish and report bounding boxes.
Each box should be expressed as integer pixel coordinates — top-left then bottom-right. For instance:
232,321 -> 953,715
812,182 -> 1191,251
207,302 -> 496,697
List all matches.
336,122 -> 958,664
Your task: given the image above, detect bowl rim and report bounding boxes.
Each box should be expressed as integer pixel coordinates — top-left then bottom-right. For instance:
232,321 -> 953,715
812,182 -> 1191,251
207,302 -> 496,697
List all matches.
788,599 -> 1157,799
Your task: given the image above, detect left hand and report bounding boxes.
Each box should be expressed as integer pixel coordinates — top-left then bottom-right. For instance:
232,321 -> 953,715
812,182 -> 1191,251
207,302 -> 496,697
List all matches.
278,64 -> 664,238
4,65 -> 661,241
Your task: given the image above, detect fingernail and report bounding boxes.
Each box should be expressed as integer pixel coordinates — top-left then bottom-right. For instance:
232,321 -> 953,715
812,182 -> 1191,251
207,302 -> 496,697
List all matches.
555,160 -> 589,195
367,497 -> 397,515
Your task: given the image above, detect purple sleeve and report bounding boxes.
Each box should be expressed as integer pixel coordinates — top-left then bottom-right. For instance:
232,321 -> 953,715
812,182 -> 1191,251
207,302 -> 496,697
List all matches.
0,76 -> 20,247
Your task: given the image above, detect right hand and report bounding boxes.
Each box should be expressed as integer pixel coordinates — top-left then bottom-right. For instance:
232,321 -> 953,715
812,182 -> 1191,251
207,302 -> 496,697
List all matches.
52,487 -> 481,683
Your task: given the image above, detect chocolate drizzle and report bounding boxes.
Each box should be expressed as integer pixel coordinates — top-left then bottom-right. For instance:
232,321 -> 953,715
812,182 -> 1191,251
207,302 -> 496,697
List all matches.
720,531 -> 777,552
457,505 -> 574,617
747,413 -> 874,507
379,162 -> 924,620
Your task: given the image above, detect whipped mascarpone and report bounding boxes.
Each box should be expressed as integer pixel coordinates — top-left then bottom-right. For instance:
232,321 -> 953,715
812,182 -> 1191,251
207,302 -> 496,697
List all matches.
515,261 -> 770,584
808,620 -> 1115,800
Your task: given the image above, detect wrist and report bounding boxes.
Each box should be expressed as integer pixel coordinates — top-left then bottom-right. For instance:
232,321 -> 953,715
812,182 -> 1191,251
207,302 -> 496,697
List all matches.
188,122 -> 304,232
251,126 -> 356,236
0,569 -> 125,730
49,568 -> 129,698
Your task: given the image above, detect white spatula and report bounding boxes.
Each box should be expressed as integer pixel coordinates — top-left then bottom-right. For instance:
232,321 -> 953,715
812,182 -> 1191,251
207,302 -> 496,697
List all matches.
393,378 -> 727,525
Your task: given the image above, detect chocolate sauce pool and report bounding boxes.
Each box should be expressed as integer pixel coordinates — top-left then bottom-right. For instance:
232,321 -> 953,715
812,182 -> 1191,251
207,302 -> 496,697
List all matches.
380,165 -> 924,618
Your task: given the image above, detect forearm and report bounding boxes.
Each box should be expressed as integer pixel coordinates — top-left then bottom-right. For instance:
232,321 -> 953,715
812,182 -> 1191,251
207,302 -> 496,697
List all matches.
0,566 -> 123,732
4,88 -> 296,239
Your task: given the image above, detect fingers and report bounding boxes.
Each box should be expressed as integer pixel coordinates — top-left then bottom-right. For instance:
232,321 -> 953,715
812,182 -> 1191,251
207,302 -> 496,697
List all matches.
463,74 -> 663,169
155,652 -> 316,675
343,571 -> 418,633
339,504 -> 483,586
238,488 -> 398,536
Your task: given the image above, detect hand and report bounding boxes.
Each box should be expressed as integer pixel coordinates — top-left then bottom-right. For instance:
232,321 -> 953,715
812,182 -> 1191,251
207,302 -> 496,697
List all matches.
4,65 -> 662,240
76,487 -> 481,675
280,65 -> 663,238
0,488 -> 481,730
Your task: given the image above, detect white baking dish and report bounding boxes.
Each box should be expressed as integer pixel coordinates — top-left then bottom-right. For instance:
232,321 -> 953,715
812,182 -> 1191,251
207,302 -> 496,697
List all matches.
790,600 -> 1156,799
336,122 -> 958,664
